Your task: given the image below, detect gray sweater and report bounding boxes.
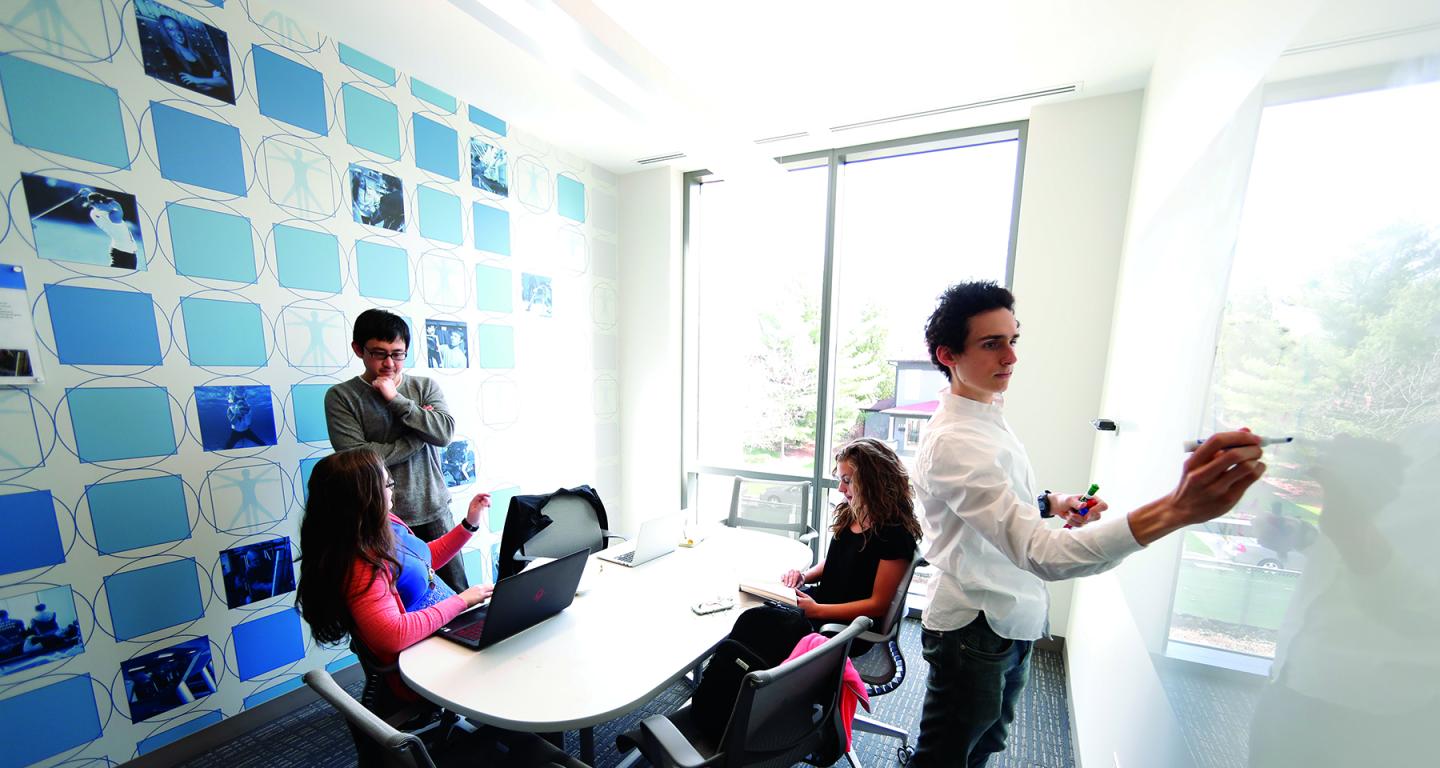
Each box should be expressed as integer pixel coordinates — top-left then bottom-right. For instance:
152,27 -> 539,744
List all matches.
323,375 -> 455,526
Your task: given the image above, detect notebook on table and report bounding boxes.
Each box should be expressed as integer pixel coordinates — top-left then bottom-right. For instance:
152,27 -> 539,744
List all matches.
597,514 -> 683,568
435,548 -> 588,650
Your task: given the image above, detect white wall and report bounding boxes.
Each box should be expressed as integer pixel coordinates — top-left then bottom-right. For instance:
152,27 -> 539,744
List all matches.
1006,90 -> 1145,633
616,167 -> 685,534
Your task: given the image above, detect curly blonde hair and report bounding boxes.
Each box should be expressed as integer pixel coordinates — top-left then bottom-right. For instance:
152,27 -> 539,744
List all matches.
831,437 -> 922,545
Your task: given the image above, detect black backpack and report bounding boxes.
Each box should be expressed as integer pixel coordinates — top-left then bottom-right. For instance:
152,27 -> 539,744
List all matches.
690,604 -> 813,745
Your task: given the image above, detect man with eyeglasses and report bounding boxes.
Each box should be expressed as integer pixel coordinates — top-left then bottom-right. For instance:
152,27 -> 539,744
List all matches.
324,308 -> 469,591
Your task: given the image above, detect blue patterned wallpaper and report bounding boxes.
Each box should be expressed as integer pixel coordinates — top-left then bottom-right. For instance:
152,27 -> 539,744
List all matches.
0,1 -> 623,764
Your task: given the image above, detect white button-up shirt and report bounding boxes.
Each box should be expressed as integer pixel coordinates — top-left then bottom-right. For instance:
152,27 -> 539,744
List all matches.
915,389 -> 1144,639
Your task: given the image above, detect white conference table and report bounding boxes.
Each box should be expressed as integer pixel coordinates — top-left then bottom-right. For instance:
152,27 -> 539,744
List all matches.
398,524 -> 811,761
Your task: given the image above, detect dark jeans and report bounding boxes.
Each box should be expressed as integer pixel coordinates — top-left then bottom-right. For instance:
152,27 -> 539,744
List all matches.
911,614 -> 1032,768
408,518 -> 469,593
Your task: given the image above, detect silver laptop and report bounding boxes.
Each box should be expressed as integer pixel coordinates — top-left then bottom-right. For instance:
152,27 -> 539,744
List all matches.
598,514 -> 682,567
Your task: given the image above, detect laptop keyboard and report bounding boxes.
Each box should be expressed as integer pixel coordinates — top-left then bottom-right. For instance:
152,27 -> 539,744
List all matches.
613,549 -> 636,564
449,616 -> 487,641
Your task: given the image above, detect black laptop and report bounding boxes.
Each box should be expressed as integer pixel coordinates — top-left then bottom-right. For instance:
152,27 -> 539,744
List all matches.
435,548 -> 588,650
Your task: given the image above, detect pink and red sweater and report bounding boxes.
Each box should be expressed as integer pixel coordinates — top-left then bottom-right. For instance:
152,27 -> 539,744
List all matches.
347,514 -> 473,696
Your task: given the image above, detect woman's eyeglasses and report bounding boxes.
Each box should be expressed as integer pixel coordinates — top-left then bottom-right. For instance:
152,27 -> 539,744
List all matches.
384,479 -> 396,489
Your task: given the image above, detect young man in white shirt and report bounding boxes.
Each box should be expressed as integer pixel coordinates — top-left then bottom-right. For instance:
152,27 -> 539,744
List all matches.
910,281 -> 1266,767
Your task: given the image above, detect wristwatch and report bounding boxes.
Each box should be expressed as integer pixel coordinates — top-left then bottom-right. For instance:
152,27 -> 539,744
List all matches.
1037,491 -> 1053,518
460,518 -> 480,532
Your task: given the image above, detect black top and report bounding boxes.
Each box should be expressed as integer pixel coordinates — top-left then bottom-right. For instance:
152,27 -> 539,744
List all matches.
811,522 -> 917,607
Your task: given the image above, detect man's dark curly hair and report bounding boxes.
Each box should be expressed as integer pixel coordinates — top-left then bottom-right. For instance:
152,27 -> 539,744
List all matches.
924,281 -> 1015,381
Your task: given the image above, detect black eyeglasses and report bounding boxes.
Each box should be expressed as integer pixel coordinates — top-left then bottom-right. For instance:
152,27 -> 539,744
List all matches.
365,348 -> 408,362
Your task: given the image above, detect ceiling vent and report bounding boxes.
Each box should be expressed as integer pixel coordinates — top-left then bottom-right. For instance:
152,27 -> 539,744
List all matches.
634,152 -> 687,165
829,84 -> 1080,133
753,131 -> 810,145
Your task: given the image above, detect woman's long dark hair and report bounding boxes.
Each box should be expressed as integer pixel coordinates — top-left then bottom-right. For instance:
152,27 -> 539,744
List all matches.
296,448 -> 398,646
831,437 -> 923,545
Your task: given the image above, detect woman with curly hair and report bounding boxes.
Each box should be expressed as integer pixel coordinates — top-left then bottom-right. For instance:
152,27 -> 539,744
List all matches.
780,437 -> 922,650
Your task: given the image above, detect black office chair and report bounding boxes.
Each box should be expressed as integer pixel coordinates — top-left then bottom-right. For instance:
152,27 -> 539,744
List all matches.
303,668 -> 590,768
725,477 -> 818,545
617,616 -> 872,768
822,551 -> 926,766
518,493 -> 623,563
497,486 -> 623,580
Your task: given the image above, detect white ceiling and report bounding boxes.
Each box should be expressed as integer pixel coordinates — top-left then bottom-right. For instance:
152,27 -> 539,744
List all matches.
286,0 -> 1440,174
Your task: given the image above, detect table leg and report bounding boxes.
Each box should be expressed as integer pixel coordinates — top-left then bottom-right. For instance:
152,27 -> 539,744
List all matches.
580,726 -> 595,764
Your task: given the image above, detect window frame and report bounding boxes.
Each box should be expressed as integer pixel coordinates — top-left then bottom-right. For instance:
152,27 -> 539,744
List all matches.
681,122 -> 1029,559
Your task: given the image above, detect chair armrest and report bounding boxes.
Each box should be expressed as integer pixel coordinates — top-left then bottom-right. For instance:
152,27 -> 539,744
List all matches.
601,530 -> 628,545
639,714 -> 713,768
798,527 -> 818,543
816,622 -> 885,644
513,553 -> 537,563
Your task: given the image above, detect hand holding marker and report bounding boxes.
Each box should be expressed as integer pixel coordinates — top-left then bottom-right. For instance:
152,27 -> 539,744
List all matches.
1182,436 -> 1293,453
1064,483 -> 1100,530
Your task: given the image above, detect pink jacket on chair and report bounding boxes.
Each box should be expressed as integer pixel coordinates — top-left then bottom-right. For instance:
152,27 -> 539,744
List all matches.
784,633 -> 871,750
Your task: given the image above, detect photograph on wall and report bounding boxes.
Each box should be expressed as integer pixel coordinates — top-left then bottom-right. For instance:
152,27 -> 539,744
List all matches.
441,440 -> 475,487
349,165 -> 406,232
425,319 -> 467,368
121,636 -> 217,723
521,273 -> 553,317
0,264 -> 43,384
220,537 -> 296,609
134,0 -> 236,104
21,174 -> 147,271
0,585 -> 85,677
469,138 -> 509,196
195,385 -> 277,452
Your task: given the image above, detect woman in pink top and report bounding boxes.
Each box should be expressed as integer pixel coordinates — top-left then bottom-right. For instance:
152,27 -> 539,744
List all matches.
296,448 -> 492,712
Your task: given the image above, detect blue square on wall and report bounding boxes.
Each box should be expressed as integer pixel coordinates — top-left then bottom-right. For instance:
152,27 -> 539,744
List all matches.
104,559 -> 203,640
290,384 -> 331,443
488,485 -> 520,534
274,225 -> 341,293
151,102 -> 247,196
468,105 -> 507,137
67,386 -> 177,462
138,711 -> 225,756
0,489 -> 65,575
46,284 -> 161,366
0,55 -> 128,168
253,46 -> 327,135
0,675 -> 102,767
87,475 -> 191,555
557,175 -> 586,223
417,186 -> 462,245
337,43 -> 396,85
299,456 -> 325,502
475,264 -> 512,313
181,297 -> 267,367
355,241 -> 410,301
168,203 -> 257,283
341,84 -> 400,159
472,202 -> 510,256
476,324 -> 515,369
410,78 -> 455,113
233,609 -> 305,680
413,114 -> 458,179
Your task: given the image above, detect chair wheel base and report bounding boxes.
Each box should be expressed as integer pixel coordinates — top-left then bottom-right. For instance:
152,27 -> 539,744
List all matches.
897,745 -> 915,765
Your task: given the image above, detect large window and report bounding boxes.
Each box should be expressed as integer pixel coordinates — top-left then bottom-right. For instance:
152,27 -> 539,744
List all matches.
684,126 -> 1026,555
1167,79 -> 1440,661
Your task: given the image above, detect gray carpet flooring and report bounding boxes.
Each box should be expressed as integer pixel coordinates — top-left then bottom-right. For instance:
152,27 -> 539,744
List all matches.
179,618 -> 1074,767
